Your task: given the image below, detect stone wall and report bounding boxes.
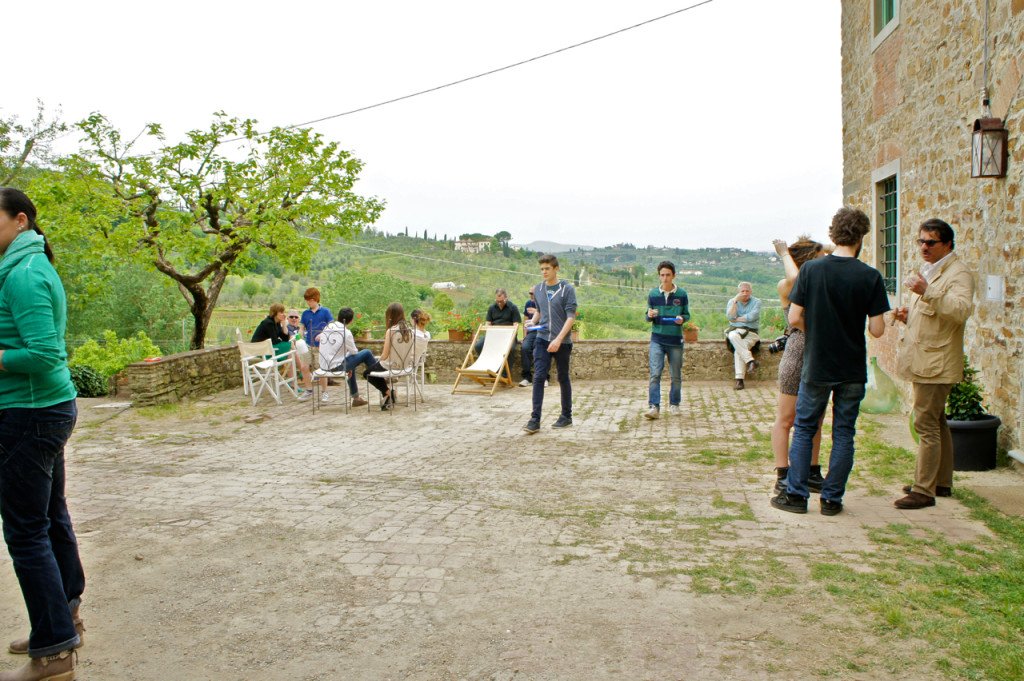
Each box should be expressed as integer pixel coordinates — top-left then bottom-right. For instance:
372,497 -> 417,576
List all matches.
841,1 -> 1024,451
126,339 -> 782,405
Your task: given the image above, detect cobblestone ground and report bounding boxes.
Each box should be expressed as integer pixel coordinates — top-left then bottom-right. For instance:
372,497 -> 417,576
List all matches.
0,381 -> 1006,680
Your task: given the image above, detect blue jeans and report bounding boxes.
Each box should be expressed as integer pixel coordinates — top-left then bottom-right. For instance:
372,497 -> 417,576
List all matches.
521,332 -> 537,381
648,342 -> 683,408
0,399 -> 84,657
531,341 -> 572,421
342,349 -> 375,396
786,381 -> 866,502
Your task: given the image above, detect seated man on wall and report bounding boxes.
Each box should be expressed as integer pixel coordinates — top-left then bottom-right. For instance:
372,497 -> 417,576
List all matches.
726,281 -> 761,390
473,288 -> 523,360
315,307 -> 374,407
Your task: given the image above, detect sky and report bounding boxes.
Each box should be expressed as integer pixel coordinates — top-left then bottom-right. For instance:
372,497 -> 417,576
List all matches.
7,0 -> 842,250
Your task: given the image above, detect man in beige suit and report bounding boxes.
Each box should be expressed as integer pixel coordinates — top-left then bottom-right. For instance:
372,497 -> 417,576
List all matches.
892,219 -> 974,509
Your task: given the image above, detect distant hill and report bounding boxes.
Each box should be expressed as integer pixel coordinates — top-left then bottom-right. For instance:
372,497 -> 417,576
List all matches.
518,240 -> 594,253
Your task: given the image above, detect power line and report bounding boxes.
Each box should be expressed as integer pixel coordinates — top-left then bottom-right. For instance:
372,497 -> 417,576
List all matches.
229,1 -> 717,139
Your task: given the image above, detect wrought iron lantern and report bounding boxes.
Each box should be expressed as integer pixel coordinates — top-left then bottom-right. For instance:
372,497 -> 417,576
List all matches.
971,116 -> 1008,178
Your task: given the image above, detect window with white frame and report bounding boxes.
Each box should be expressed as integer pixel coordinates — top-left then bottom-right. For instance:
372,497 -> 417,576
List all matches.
871,0 -> 900,50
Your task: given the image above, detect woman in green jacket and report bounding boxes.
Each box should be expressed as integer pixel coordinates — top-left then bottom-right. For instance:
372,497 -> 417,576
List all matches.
0,188 -> 83,681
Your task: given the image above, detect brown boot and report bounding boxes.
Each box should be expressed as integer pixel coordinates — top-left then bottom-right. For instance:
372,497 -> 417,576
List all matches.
0,649 -> 75,681
8,610 -> 83,656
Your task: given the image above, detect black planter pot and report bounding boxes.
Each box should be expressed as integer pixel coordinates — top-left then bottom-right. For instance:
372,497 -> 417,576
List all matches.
948,414 -> 1001,471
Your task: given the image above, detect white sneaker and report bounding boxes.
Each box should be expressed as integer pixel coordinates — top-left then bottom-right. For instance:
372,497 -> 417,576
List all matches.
544,380 -> 549,387
519,379 -> 531,387
668,405 -> 681,415
320,391 -> 330,403
644,406 -> 660,420
298,392 -> 312,402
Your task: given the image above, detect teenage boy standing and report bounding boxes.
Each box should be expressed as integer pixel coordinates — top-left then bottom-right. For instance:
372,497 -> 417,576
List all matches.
645,261 -> 690,419
771,207 -> 889,516
523,255 -> 577,433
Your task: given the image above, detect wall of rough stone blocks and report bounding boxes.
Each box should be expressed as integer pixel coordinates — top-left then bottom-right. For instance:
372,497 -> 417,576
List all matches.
842,0 -> 1024,451
125,339 -> 783,406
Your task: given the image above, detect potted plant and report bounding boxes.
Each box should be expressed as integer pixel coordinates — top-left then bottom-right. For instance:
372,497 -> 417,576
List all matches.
348,313 -> 373,341
682,321 -> 699,343
445,311 -> 475,341
571,311 -> 584,342
946,356 -> 1001,471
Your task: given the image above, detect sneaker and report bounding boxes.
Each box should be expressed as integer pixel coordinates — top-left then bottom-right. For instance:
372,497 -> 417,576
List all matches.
773,477 -> 787,494
523,420 -> 540,434
544,380 -> 549,387
820,499 -> 843,516
552,416 -> 573,429
298,392 -> 313,402
320,391 -> 330,403
770,492 -> 808,514
644,406 -> 660,420
734,379 -> 744,390
350,396 -> 368,407
381,401 -> 393,411
903,484 -> 952,497
519,379 -> 531,387
668,405 -> 681,415
807,470 -> 825,493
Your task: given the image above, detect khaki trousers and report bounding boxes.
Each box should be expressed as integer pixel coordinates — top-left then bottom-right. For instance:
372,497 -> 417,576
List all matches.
911,382 -> 955,497
728,329 -> 760,379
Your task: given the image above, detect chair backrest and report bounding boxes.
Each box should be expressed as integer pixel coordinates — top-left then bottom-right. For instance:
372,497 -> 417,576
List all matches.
381,324 -> 418,372
471,325 -> 517,371
317,322 -> 349,371
238,338 -> 274,360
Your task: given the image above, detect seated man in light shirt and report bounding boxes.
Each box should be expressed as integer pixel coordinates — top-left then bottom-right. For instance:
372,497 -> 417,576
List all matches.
726,281 -> 761,390
313,307 -> 374,407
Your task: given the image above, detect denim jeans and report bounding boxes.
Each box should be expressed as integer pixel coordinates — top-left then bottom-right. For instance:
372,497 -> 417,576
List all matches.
531,340 -> 572,420
0,399 -> 84,657
521,332 -> 537,381
786,381 -> 866,501
342,349 -> 376,396
648,342 -> 683,408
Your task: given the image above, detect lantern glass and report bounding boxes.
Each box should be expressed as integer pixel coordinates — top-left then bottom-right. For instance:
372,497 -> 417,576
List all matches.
971,119 -> 1009,178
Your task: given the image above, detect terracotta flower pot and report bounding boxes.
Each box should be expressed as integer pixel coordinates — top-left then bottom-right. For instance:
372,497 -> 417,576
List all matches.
448,329 -> 469,342
683,329 -> 699,343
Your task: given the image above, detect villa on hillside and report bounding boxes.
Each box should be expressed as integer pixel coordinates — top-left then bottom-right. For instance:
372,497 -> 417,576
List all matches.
840,1 -> 1023,452
454,238 -> 491,254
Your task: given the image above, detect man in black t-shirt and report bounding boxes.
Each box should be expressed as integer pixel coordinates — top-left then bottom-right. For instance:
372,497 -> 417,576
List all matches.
771,207 -> 890,516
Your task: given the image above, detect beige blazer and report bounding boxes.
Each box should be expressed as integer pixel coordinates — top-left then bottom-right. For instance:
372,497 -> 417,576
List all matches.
896,253 -> 974,384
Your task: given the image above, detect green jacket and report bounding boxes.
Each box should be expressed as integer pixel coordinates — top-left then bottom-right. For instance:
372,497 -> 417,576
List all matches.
0,231 -> 76,408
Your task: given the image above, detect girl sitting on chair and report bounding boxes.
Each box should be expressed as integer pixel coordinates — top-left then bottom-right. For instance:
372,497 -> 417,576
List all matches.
364,302 -> 417,410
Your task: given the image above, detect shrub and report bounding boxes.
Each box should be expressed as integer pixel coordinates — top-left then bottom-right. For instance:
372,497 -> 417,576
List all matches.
69,365 -> 109,397
946,357 -> 986,421
70,330 -> 162,378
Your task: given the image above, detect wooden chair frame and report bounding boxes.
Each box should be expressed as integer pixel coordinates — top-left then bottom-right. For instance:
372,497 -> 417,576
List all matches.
452,323 -> 519,396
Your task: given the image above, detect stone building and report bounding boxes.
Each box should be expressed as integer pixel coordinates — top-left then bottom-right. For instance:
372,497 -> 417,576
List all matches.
454,238 -> 491,254
840,1 -> 1023,451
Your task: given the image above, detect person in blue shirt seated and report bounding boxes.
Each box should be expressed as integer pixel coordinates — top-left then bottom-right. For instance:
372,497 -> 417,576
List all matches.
300,287 -> 333,402
725,282 -> 761,390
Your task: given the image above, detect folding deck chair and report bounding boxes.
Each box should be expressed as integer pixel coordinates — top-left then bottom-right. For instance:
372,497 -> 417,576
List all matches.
452,323 -> 519,395
237,339 -> 299,406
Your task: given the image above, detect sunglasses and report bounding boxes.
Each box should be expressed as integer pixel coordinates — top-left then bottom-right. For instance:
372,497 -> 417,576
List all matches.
288,315 -> 299,319
916,239 -> 943,247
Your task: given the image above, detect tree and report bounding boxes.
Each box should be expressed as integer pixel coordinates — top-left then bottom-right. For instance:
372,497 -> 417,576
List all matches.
40,112 -> 384,349
494,230 -> 511,246
1,101 -> 66,186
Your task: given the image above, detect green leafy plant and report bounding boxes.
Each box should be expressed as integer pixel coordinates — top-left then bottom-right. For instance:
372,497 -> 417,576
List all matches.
70,330 -> 162,378
445,311 -> 481,334
682,321 -> 699,331
946,356 -> 986,421
68,365 -> 109,398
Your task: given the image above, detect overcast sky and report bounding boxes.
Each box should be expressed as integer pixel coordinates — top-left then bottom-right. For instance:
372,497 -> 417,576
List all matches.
8,0 -> 842,250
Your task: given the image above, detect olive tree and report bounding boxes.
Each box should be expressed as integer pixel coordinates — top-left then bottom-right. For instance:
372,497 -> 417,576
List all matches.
42,112 -> 384,349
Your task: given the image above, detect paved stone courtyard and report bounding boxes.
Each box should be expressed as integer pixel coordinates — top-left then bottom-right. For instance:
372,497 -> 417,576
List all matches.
0,380 -> 1018,680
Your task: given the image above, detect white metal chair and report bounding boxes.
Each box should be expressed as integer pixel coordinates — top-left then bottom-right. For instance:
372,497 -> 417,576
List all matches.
366,325 -> 424,413
413,338 -> 430,402
237,339 -> 299,406
311,322 -> 352,414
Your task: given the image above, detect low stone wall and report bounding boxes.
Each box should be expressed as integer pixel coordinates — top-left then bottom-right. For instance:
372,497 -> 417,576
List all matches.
126,338 -> 782,405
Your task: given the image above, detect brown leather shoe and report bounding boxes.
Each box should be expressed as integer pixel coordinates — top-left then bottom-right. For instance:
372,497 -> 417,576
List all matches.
894,491 -> 936,509
0,648 -> 75,680
9,611 -> 83,656
350,396 -> 368,408
902,484 -> 951,497
734,379 -> 744,390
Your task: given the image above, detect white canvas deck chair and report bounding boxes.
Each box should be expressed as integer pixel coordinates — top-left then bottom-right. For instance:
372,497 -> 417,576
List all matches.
366,325 -> 425,413
311,322 -> 351,414
237,339 -> 299,406
452,323 -> 519,395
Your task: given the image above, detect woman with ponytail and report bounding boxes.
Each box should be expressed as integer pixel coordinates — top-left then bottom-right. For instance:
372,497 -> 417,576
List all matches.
0,187 -> 84,681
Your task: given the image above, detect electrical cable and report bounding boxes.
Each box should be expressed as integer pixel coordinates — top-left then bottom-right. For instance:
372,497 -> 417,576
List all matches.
225,0 -> 717,140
